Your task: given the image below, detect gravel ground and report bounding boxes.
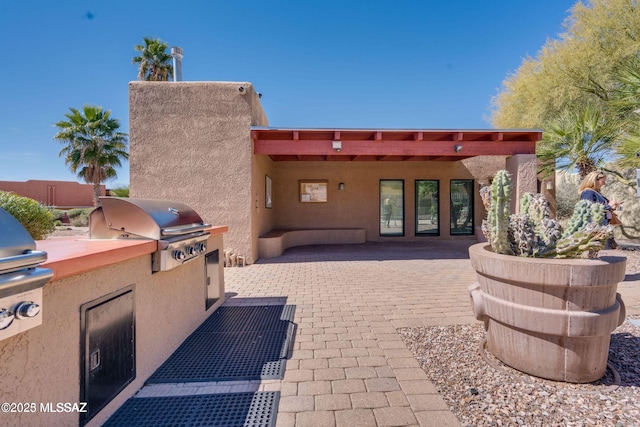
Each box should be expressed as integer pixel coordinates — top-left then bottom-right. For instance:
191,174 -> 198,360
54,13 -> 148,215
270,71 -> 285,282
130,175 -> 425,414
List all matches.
400,320 -> 640,427
46,226 -> 89,238
609,244 -> 640,274
399,246 -> 640,427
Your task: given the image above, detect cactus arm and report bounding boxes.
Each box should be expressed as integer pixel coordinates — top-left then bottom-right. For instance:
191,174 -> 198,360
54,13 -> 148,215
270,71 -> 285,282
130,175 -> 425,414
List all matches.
519,192 -> 532,216
590,202 -> 606,225
489,170 -> 514,255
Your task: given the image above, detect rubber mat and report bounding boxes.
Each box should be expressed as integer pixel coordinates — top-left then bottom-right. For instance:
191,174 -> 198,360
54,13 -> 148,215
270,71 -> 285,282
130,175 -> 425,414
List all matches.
147,305 -> 295,383
103,391 -> 279,427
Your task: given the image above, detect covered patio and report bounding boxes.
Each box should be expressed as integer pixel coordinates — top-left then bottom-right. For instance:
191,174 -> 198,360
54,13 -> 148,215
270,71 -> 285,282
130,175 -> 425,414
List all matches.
129,81 -> 548,263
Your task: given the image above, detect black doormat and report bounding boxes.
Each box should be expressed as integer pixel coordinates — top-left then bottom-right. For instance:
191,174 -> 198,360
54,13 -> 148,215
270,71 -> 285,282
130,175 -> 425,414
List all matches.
103,391 -> 279,427
147,305 -> 296,383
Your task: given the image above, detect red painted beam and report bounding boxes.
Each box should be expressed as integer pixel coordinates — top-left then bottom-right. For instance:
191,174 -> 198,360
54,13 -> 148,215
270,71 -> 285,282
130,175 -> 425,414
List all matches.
252,129 -> 542,143
254,139 -> 536,156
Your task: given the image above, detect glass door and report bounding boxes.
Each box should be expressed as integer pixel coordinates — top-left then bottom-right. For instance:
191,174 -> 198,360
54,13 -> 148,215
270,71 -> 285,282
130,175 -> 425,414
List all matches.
450,179 -> 474,235
380,180 -> 404,236
415,180 -> 439,235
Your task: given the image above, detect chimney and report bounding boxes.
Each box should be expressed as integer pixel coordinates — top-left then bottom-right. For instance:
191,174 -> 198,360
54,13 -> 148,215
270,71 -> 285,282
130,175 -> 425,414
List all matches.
171,46 -> 183,82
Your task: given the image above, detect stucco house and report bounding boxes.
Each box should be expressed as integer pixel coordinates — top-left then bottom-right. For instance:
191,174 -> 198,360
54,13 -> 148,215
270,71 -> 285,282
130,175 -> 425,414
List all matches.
129,81 -> 550,264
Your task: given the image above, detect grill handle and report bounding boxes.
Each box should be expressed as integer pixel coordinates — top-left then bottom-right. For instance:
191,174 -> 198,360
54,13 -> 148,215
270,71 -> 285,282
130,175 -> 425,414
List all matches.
161,223 -> 212,236
0,250 -> 48,273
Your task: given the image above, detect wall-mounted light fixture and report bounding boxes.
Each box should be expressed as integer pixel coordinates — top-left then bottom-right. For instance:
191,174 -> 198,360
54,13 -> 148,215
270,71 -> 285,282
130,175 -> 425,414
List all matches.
332,141 -> 342,152
338,183 -> 345,191
546,181 -> 554,190
454,145 -> 463,153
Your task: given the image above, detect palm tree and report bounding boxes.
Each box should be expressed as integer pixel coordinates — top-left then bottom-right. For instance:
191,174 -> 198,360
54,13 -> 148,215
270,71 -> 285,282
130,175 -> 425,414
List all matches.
54,106 -> 129,206
608,57 -> 640,169
537,103 -> 622,179
132,37 -> 173,81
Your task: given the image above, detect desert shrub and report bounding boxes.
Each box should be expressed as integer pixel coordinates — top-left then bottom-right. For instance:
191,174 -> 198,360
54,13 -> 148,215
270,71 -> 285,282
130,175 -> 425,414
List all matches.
50,208 -> 68,222
0,191 -> 55,240
67,208 -> 92,227
109,186 -> 129,197
555,172 -> 581,220
50,208 -> 64,218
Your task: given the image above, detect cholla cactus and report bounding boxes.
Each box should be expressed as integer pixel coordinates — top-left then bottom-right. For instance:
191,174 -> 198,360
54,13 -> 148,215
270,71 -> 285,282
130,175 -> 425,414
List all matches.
481,170 -> 613,258
487,170 -> 513,255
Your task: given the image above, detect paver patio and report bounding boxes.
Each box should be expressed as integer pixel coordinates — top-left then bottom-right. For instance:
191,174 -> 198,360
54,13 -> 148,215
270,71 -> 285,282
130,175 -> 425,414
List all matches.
223,240 -> 479,427
135,240 -> 640,427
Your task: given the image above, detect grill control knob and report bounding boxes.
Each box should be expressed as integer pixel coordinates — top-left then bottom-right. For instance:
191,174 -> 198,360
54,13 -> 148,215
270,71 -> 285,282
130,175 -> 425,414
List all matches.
0,308 -> 15,330
173,250 -> 186,260
15,302 -> 40,319
187,246 -> 196,256
199,243 -> 207,253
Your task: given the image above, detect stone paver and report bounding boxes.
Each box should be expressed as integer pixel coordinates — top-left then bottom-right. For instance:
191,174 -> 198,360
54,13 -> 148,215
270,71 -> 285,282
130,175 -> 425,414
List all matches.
223,241 -> 480,426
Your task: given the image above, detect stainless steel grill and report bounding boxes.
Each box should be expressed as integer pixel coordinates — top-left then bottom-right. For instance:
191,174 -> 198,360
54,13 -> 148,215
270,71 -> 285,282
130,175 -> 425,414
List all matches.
90,197 -> 211,272
0,207 -> 53,341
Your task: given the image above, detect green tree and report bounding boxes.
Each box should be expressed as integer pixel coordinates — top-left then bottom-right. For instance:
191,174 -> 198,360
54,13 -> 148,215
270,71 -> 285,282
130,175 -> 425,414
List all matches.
491,0 -> 640,174
537,103 -> 621,179
491,0 -> 640,129
609,57 -> 640,168
54,106 -> 129,206
132,37 -> 173,81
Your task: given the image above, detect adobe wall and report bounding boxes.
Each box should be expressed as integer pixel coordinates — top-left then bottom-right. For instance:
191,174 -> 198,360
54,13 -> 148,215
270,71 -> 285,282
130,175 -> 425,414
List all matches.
251,154 -> 275,262
506,154 -> 538,214
0,180 -> 104,207
129,81 -> 268,262
271,159 -> 490,241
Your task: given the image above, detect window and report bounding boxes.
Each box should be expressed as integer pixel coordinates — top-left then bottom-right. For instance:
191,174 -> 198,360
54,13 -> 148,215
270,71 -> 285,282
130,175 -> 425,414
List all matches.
380,180 -> 404,236
450,179 -> 474,235
415,180 -> 439,235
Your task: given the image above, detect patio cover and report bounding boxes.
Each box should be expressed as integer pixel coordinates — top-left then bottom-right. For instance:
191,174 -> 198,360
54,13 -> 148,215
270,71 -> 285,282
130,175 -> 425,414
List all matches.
251,128 -> 541,162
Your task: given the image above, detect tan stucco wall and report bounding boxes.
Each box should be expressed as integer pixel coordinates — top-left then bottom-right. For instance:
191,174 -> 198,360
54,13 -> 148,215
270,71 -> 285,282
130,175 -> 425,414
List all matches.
0,239 -> 224,426
271,160 -> 490,240
129,81 -> 267,263
506,154 -> 539,214
251,154 -> 275,262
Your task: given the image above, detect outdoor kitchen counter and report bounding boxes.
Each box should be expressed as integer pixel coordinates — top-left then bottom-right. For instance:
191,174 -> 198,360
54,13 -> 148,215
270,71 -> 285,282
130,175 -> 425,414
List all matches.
36,225 -> 228,281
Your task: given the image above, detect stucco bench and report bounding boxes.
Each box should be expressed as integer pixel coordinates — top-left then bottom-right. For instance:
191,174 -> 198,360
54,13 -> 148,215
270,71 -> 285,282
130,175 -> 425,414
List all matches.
258,228 -> 366,259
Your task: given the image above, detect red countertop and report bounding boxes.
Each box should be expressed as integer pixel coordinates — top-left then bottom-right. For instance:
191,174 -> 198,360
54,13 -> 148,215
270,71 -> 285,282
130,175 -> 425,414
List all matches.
37,226 -> 228,281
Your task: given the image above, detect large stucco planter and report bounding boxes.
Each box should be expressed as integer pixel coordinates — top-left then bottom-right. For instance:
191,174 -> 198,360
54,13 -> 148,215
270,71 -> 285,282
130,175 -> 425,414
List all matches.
468,243 -> 626,383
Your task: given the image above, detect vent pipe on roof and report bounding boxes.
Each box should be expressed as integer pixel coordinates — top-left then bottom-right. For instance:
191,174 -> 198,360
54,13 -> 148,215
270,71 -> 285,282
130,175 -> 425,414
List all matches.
171,46 -> 183,82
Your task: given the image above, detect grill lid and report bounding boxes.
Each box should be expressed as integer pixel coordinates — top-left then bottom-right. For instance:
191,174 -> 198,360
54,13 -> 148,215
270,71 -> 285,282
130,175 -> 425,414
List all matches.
91,197 -> 210,240
0,208 -> 47,273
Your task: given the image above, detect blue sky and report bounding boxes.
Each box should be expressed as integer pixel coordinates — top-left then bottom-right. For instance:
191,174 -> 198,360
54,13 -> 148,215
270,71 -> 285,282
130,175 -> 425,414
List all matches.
0,0 -> 577,187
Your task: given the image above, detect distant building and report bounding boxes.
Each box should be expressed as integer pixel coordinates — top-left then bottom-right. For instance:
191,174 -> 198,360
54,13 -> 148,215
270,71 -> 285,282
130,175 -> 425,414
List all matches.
0,180 -> 104,208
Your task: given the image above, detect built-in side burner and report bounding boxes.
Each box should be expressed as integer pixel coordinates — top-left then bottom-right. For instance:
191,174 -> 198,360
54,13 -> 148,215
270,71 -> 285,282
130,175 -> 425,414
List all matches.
0,208 -> 53,341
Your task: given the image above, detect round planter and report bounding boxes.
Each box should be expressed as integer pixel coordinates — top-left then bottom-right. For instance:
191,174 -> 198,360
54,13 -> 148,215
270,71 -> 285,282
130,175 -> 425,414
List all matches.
468,243 -> 626,383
